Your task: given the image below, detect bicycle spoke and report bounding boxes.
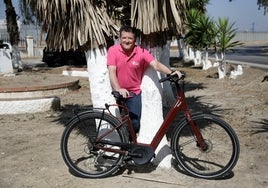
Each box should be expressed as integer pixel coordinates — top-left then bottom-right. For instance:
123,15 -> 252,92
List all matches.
61,111 -> 126,178
172,114 -> 239,179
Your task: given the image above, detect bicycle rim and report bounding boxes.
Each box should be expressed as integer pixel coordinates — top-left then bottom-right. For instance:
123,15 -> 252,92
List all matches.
171,114 -> 240,179
61,111 -> 126,178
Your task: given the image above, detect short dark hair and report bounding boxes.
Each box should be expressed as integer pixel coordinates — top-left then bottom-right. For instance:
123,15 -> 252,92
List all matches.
119,25 -> 136,38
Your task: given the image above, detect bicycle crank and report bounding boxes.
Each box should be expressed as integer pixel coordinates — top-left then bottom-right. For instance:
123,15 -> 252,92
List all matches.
129,145 -> 155,165
97,140 -> 155,165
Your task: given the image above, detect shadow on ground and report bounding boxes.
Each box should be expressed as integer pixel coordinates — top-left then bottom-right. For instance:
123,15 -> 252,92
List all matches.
165,80 -> 232,140
52,104 -> 93,125
251,119 -> 268,134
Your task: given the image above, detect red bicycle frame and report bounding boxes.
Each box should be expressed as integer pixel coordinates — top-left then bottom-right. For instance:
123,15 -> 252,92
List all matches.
149,82 -> 207,150
103,80 -> 207,152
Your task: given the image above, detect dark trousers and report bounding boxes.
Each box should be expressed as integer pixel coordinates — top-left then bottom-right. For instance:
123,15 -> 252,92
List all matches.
125,93 -> 141,133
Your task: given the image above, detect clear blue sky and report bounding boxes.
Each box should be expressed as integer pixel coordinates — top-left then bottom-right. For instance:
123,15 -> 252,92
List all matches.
206,0 -> 268,32
1,0 -> 267,32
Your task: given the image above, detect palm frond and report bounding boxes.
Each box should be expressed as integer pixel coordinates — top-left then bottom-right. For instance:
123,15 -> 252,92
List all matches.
216,18 -> 242,52
27,0 -> 119,50
131,0 -> 186,35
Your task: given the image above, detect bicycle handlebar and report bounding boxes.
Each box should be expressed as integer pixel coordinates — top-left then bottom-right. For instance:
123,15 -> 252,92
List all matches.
111,72 -> 185,101
159,72 -> 185,83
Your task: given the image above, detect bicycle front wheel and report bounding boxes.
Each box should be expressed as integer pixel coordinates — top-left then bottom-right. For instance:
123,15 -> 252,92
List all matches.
61,110 -> 127,178
171,114 -> 240,179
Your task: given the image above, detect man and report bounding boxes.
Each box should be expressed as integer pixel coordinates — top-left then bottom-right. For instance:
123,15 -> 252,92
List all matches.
107,25 -> 182,134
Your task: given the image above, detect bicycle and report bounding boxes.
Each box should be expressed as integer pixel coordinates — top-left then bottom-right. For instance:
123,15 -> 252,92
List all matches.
60,73 -> 240,179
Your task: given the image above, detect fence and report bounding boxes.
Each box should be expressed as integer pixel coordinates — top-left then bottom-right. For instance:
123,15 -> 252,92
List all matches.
0,36 -> 42,49
233,32 -> 268,42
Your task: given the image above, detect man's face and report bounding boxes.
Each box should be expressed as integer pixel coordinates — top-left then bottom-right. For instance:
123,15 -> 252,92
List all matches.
120,31 -> 135,52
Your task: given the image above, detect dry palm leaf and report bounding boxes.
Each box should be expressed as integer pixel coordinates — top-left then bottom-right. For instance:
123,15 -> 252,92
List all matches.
27,0 -> 119,50
131,0 -> 185,35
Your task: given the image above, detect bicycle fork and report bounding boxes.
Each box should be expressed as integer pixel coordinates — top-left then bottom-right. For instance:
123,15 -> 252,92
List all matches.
176,88 -> 208,151
185,111 -> 208,151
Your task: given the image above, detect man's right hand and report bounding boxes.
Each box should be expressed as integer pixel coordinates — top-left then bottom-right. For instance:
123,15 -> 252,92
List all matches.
117,88 -> 130,98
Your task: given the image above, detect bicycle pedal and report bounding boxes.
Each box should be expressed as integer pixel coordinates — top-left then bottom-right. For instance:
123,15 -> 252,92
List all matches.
123,156 -> 132,161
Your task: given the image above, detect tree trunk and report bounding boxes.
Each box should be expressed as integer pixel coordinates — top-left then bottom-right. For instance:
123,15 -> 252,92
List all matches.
85,48 -> 115,109
177,38 -> 190,61
217,52 -> 226,79
4,0 -> 23,71
177,38 -> 184,58
139,41 -> 174,168
11,45 -> 23,70
4,0 -> 19,46
202,51 -> 212,70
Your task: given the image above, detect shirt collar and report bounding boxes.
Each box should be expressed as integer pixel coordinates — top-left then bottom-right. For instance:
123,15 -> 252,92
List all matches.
119,44 -> 137,56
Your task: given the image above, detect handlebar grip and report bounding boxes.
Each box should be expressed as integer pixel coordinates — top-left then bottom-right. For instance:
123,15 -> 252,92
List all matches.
159,73 -> 185,83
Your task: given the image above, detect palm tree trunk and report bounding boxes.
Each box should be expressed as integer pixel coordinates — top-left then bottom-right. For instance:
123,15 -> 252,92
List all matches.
202,51 -> 212,70
140,66 -> 173,168
139,41 -> 174,168
217,52 -> 226,79
85,48 -> 115,110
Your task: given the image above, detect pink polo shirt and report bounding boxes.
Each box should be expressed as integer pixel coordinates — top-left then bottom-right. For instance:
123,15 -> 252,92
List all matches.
107,45 -> 155,95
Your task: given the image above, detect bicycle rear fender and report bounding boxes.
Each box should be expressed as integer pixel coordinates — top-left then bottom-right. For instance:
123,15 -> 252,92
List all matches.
67,108 -> 129,141
66,108 -> 109,125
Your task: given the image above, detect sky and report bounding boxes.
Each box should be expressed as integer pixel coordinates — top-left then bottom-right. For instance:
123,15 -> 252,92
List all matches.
206,0 -> 268,32
0,0 -> 268,32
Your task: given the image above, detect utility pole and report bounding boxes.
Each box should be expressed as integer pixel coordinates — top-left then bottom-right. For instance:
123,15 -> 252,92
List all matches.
251,22 -> 255,33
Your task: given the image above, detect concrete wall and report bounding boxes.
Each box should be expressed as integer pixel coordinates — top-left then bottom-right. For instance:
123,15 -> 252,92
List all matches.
233,32 -> 268,42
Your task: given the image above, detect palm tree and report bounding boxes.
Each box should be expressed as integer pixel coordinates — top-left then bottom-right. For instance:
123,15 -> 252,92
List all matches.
184,9 -> 216,51
184,8 -> 216,68
176,0 -> 210,63
215,18 -> 242,78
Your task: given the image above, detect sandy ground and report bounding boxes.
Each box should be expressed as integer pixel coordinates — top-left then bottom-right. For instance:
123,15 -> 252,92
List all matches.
0,59 -> 267,188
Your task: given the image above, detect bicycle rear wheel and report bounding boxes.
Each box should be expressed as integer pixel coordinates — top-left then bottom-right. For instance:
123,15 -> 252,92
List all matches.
171,114 -> 240,179
61,110 -> 128,178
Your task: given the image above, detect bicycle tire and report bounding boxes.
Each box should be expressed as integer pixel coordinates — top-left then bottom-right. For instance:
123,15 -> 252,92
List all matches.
61,110 -> 128,178
171,113 -> 240,179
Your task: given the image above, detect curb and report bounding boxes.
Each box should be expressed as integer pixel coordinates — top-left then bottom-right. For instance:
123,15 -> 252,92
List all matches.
226,59 -> 268,69
0,96 -> 60,115
209,57 -> 268,70
0,72 -> 81,115
62,67 -> 88,77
